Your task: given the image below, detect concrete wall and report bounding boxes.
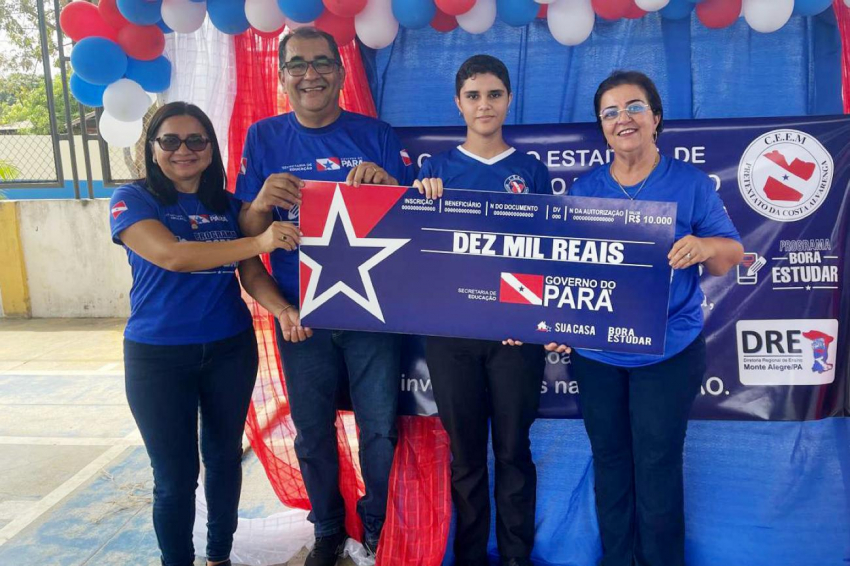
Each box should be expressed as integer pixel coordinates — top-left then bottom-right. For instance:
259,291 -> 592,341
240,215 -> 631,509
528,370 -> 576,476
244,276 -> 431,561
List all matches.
6,199 -> 132,317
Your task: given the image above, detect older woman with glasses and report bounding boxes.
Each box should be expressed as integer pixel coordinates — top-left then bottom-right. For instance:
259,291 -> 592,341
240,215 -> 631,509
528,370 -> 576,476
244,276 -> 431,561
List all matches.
546,71 -> 743,566
109,101 -> 299,566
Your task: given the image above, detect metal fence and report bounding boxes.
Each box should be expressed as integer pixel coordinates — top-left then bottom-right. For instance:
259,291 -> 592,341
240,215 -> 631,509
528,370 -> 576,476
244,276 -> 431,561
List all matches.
0,0 -> 144,198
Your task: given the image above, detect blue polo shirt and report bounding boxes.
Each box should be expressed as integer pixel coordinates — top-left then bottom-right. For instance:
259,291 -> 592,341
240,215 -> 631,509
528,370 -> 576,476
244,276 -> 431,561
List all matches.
418,146 -> 551,195
569,155 -> 740,367
234,110 -> 414,304
109,183 -> 252,345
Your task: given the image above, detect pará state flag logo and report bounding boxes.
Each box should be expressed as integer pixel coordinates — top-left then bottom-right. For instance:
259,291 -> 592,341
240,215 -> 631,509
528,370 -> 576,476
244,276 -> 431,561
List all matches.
400,149 -> 412,166
111,201 -> 127,219
317,157 -> 341,171
499,272 -> 543,305
738,129 -> 833,222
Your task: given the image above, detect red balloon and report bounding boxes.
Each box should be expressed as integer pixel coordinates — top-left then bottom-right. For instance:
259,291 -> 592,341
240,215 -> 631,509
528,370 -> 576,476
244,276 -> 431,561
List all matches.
255,26 -> 286,39
435,0 -> 476,17
696,0 -> 741,29
431,7 -> 459,31
623,2 -> 647,19
591,0 -> 631,20
536,3 -> 548,18
315,10 -> 356,46
60,1 -> 119,42
117,24 -> 166,61
98,0 -> 130,30
322,0 -> 368,18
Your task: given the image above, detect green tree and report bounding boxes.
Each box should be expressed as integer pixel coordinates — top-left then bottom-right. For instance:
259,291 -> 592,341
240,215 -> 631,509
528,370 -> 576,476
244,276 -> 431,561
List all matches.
0,73 -> 74,134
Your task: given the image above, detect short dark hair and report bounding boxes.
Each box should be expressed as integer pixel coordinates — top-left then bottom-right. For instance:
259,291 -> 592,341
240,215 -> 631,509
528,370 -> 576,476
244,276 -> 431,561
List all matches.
455,54 -> 511,97
279,27 -> 342,67
593,70 -> 664,137
142,102 -> 228,214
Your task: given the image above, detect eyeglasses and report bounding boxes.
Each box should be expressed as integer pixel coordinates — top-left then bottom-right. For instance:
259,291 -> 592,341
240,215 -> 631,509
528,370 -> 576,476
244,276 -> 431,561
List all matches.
599,102 -> 651,122
281,58 -> 340,77
154,134 -> 210,152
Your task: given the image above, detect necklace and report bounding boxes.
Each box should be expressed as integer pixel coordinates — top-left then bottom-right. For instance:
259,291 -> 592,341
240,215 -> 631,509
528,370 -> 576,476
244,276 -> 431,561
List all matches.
176,194 -> 203,230
610,153 -> 660,201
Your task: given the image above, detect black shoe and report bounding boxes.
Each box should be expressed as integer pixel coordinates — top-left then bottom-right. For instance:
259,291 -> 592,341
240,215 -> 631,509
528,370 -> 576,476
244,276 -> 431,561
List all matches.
501,558 -> 533,566
306,531 -> 347,566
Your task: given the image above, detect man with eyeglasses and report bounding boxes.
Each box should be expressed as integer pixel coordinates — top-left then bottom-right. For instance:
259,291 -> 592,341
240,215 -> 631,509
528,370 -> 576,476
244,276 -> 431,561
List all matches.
235,26 -> 413,566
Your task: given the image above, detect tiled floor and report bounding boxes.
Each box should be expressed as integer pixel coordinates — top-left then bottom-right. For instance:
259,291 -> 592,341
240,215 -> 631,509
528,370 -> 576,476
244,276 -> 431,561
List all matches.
0,318 -> 355,566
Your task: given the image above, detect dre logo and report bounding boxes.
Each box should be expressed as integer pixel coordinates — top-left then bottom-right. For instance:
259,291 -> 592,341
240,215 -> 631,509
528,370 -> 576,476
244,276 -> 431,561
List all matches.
736,319 -> 837,386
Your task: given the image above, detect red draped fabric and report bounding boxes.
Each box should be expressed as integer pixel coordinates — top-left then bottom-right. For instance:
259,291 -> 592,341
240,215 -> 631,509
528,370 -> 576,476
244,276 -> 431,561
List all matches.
228,31 -> 451,566
835,2 -> 850,113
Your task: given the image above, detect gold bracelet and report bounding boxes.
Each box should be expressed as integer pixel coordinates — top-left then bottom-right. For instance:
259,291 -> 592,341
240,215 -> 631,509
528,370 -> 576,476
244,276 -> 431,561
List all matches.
277,304 -> 295,319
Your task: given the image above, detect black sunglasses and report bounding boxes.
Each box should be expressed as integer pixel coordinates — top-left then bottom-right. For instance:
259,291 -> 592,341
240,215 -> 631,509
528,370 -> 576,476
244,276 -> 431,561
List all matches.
154,134 -> 211,152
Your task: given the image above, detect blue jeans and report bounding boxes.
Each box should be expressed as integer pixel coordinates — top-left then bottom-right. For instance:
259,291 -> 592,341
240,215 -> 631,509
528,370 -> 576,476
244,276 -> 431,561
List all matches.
124,328 -> 259,566
275,327 -> 400,543
571,334 -> 706,566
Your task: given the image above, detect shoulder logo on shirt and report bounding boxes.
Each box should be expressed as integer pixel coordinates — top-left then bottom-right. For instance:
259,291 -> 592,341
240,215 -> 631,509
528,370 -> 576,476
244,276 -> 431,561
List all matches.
240,157 -> 247,175
504,175 -> 528,194
317,157 -> 341,171
400,149 -> 412,167
111,201 -> 128,219
738,129 -> 833,223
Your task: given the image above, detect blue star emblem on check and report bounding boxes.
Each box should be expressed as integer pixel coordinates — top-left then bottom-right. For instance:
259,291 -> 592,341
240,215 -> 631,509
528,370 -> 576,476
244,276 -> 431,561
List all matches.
300,185 -> 409,323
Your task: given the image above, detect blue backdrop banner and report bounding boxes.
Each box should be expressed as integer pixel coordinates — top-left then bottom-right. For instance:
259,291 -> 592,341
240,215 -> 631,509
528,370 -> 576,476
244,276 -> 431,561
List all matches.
298,182 -> 677,354
384,114 -> 849,422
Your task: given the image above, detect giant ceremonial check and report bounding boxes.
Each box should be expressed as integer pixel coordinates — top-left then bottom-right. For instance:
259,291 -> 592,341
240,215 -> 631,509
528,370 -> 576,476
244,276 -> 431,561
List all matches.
297,181 -> 676,353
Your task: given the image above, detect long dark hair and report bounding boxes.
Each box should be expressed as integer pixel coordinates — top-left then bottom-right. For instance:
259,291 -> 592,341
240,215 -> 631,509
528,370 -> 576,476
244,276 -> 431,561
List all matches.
593,70 -> 664,139
142,102 -> 228,213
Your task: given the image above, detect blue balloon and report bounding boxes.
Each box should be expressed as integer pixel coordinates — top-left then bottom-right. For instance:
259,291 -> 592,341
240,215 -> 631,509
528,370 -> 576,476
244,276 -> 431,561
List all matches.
125,56 -> 172,93
156,19 -> 174,34
70,74 -> 106,107
660,0 -> 694,20
277,0 -> 325,23
496,0 -> 538,27
70,37 -> 128,86
207,0 -> 251,34
116,0 -> 163,26
793,0 -> 833,16
392,0 -> 437,29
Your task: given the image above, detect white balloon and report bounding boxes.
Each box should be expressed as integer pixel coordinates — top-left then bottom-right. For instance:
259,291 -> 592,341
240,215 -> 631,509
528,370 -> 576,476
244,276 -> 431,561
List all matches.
355,0 -> 399,49
456,0 -> 496,34
246,0 -> 287,32
547,0 -> 594,46
103,79 -> 153,123
844,0 -> 849,7
743,0 -> 792,33
286,17 -> 315,30
162,0 -> 208,34
99,112 -> 144,148
635,0 -> 669,11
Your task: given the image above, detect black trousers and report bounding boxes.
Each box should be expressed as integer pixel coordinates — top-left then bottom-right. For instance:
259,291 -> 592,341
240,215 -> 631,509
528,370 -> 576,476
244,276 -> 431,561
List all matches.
571,334 -> 706,566
426,337 -> 545,562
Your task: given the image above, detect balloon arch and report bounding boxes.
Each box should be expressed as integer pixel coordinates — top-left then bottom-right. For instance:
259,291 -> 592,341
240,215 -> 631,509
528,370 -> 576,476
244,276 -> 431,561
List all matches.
60,0 -> 846,147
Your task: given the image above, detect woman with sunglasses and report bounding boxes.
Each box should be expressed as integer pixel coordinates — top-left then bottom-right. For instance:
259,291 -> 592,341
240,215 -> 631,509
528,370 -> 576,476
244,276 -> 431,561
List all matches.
546,71 -> 743,566
109,102 -> 298,566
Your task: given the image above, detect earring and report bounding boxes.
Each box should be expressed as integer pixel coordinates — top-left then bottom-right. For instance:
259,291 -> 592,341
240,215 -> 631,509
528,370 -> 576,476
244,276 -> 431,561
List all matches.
653,130 -> 658,143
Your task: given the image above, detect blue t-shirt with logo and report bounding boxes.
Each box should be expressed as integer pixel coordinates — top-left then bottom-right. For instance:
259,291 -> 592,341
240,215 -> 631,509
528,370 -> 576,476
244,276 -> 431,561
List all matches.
235,110 -> 415,304
569,155 -> 741,367
109,183 -> 253,345
418,146 -> 551,195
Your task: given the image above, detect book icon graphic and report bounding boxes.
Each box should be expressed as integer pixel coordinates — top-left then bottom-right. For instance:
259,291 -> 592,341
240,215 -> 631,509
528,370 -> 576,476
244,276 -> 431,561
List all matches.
737,253 -> 766,285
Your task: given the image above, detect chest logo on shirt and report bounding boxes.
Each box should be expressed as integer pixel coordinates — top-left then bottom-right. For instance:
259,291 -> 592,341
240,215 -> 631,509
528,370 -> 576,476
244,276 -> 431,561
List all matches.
111,201 -> 128,219
400,149 -> 412,166
738,129 -> 833,223
317,157 -> 341,171
504,175 -> 528,194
